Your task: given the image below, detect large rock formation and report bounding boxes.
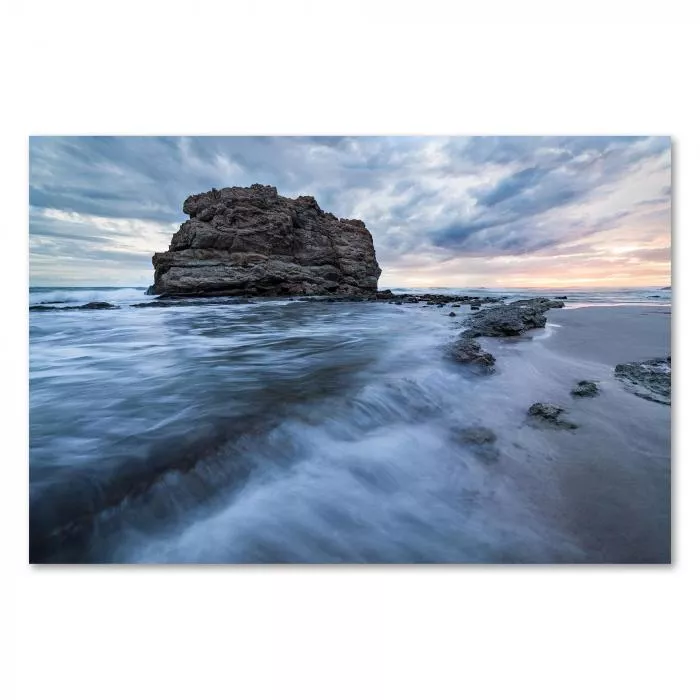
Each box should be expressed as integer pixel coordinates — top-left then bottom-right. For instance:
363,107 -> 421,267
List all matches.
148,184 -> 382,296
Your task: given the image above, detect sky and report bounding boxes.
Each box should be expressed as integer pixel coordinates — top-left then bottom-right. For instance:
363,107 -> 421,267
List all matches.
28,136 -> 672,289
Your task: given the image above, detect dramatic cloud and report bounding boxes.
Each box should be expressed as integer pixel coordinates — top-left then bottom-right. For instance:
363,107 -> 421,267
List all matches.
29,135 -> 671,287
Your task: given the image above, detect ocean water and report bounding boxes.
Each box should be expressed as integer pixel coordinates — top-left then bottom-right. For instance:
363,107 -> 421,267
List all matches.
29,286 -> 671,563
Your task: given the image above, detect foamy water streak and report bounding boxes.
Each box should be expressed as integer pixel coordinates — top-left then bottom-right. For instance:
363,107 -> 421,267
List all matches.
29,286 -> 671,563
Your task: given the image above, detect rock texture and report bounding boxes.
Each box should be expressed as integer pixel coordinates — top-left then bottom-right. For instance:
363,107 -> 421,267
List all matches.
527,403 -> 578,430
464,298 -> 565,338
447,338 -> 496,371
149,184 -> 382,296
446,297 -> 564,369
614,357 -> 671,405
571,380 -> 600,398
29,302 -> 118,312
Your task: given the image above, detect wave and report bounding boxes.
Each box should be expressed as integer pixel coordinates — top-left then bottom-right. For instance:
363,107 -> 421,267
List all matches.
29,286 -> 149,306
29,288 -> 671,563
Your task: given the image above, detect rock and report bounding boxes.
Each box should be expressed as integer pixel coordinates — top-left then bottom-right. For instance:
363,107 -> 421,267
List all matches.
470,305 -> 480,310
571,380 -> 600,398
149,184 -> 382,296
30,302 -> 118,311
614,357 -> 671,405
448,311 -> 456,317
461,297 -> 564,339
451,304 -> 461,308
455,426 -> 497,445
447,338 -> 496,370
76,302 -> 118,310
453,425 -> 499,462
554,295 -> 568,299
131,298 -> 253,308
528,402 -> 564,420
527,402 -> 578,429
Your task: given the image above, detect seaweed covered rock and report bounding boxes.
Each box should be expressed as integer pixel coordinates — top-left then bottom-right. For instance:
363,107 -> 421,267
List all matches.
149,184 -> 382,296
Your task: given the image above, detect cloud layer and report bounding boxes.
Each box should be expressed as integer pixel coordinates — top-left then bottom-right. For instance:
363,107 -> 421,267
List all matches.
29,136 -> 671,287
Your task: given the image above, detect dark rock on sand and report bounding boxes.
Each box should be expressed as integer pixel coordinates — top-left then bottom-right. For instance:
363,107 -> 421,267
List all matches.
447,338 -> 496,370
461,297 -> 565,339
614,357 -> 671,405
149,184 -> 381,297
571,380 -> 600,398
527,402 -> 578,429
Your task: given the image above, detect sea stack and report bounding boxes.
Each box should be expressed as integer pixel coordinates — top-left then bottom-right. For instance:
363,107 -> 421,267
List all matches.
148,184 -> 382,296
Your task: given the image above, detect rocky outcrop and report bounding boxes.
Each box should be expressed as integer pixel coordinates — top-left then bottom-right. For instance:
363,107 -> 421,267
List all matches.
614,357 -> 671,405
29,302 -> 118,312
446,297 -> 564,369
462,298 -> 565,338
149,184 -> 382,296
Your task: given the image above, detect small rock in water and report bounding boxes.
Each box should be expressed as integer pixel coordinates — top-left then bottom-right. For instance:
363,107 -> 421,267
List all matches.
470,305 -> 480,310
448,311 -> 456,317
455,426 -> 497,445
527,402 -> 578,429
451,304 -> 461,308
453,425 -> 499,462
30,301 -> 119,312
78,302 -> 118,310
571,380 -> 600,398
447,338 -> 496,371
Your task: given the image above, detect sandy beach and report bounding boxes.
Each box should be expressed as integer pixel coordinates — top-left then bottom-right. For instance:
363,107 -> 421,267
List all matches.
546,305 -> 671,365
473,303 -> 672,563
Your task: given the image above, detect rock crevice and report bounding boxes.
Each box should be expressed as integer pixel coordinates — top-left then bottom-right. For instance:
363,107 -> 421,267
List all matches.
149,184 -> 382,296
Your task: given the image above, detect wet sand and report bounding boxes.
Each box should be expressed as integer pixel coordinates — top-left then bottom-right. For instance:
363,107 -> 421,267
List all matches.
529,304 -> 671,563
545,305 -> 671,365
